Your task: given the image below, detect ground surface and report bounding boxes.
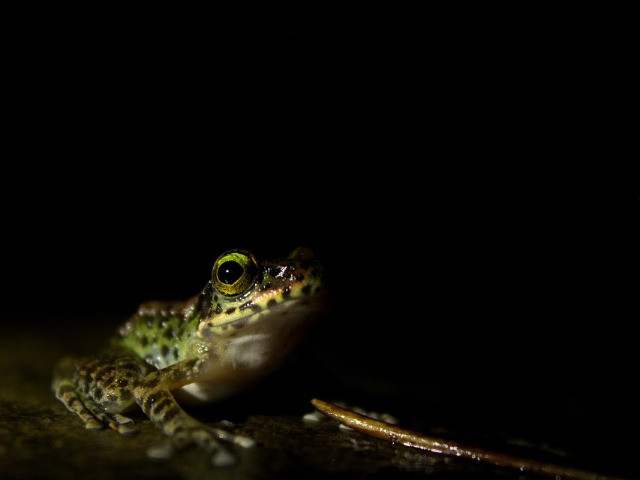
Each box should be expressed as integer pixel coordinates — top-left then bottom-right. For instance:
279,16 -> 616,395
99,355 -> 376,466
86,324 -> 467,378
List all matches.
0,323 -> 496,480
1,314 -> 638,480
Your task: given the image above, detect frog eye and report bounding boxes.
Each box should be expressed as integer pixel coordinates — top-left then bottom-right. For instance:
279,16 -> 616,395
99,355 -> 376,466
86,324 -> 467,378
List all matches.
212,250 -> 258,296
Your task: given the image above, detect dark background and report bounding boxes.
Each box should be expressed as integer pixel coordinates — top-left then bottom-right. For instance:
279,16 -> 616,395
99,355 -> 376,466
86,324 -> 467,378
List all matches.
1,5 -> 637,476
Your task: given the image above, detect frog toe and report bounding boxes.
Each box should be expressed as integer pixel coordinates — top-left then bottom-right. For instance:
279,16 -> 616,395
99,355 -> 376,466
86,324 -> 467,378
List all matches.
155,425 -> 243,466
113,413 -> 134,425
84,418 -> 103,430
89,411 -> 136,433
233,435 -> 256,448
105,415 -> 136,435
205,425 -> 255,448
81,401 -> 136,434
54,379 -> 106,430
115,423 -> 136,435
210,448 -> 236,467
146,441 -> 175,460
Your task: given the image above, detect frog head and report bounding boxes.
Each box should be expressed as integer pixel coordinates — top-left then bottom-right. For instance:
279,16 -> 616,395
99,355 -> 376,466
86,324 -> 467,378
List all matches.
195,248 -> 326,365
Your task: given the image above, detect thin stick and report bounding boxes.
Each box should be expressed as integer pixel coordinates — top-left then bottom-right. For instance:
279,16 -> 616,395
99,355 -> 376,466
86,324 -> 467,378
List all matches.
311,399 -> 626,480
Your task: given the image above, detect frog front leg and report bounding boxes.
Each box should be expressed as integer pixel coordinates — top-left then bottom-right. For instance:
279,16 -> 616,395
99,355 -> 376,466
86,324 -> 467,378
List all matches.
134,356 -> 255,466
53,354 -> 150,434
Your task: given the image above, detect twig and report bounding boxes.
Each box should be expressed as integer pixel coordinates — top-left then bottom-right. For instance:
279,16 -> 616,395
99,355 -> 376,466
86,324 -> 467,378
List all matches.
311,398 -> 627,480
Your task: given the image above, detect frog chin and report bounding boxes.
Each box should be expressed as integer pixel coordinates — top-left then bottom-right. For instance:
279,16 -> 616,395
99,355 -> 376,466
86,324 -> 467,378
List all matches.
199,295 -> 324,371
224,298 -> 321,369
177,298 -> 323,405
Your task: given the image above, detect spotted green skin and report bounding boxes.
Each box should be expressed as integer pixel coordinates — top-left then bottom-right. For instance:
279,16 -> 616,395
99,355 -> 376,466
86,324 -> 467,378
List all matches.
52,248 -> 324,466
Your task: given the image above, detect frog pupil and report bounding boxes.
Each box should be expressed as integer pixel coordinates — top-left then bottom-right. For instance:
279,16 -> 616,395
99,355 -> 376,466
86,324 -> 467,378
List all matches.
218,261 -> 244,285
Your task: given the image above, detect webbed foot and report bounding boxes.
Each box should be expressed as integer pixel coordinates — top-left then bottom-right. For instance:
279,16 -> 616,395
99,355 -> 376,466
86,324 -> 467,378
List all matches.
53,377 -> 136,434
146,422 -> 255,466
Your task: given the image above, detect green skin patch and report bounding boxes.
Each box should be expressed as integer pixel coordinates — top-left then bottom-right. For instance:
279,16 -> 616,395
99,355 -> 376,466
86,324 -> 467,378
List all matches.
52,248 -> 325,466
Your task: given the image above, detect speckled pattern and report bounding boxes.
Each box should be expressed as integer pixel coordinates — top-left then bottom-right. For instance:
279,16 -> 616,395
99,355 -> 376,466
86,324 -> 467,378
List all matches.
52,248 -> 325,466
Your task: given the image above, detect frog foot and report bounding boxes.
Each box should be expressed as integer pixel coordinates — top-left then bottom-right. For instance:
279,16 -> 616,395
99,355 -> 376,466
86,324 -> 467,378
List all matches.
135,379 -> 256,466
84,403 -> 136,435
146,424 -> 255,467
53,378 -> 136,435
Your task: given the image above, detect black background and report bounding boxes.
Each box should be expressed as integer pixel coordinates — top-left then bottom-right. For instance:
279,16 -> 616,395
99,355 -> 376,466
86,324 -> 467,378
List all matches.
1,5 -> 637,475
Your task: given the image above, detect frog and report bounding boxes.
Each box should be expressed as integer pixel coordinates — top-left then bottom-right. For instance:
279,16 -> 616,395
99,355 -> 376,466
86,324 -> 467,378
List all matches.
52,248 -> 325,466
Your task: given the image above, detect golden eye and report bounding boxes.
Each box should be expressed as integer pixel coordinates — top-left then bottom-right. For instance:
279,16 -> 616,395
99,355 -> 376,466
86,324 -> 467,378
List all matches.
212,250 -> 258,296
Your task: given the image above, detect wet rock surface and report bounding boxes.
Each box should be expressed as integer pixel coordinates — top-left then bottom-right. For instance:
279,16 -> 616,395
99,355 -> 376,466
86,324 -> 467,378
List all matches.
0,325 -> 484,480
1,319 -> 638,480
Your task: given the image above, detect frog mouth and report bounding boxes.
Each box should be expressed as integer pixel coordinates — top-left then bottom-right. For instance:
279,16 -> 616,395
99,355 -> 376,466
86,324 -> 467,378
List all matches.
247,294 -> 323,328
203,287 -> 327,338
